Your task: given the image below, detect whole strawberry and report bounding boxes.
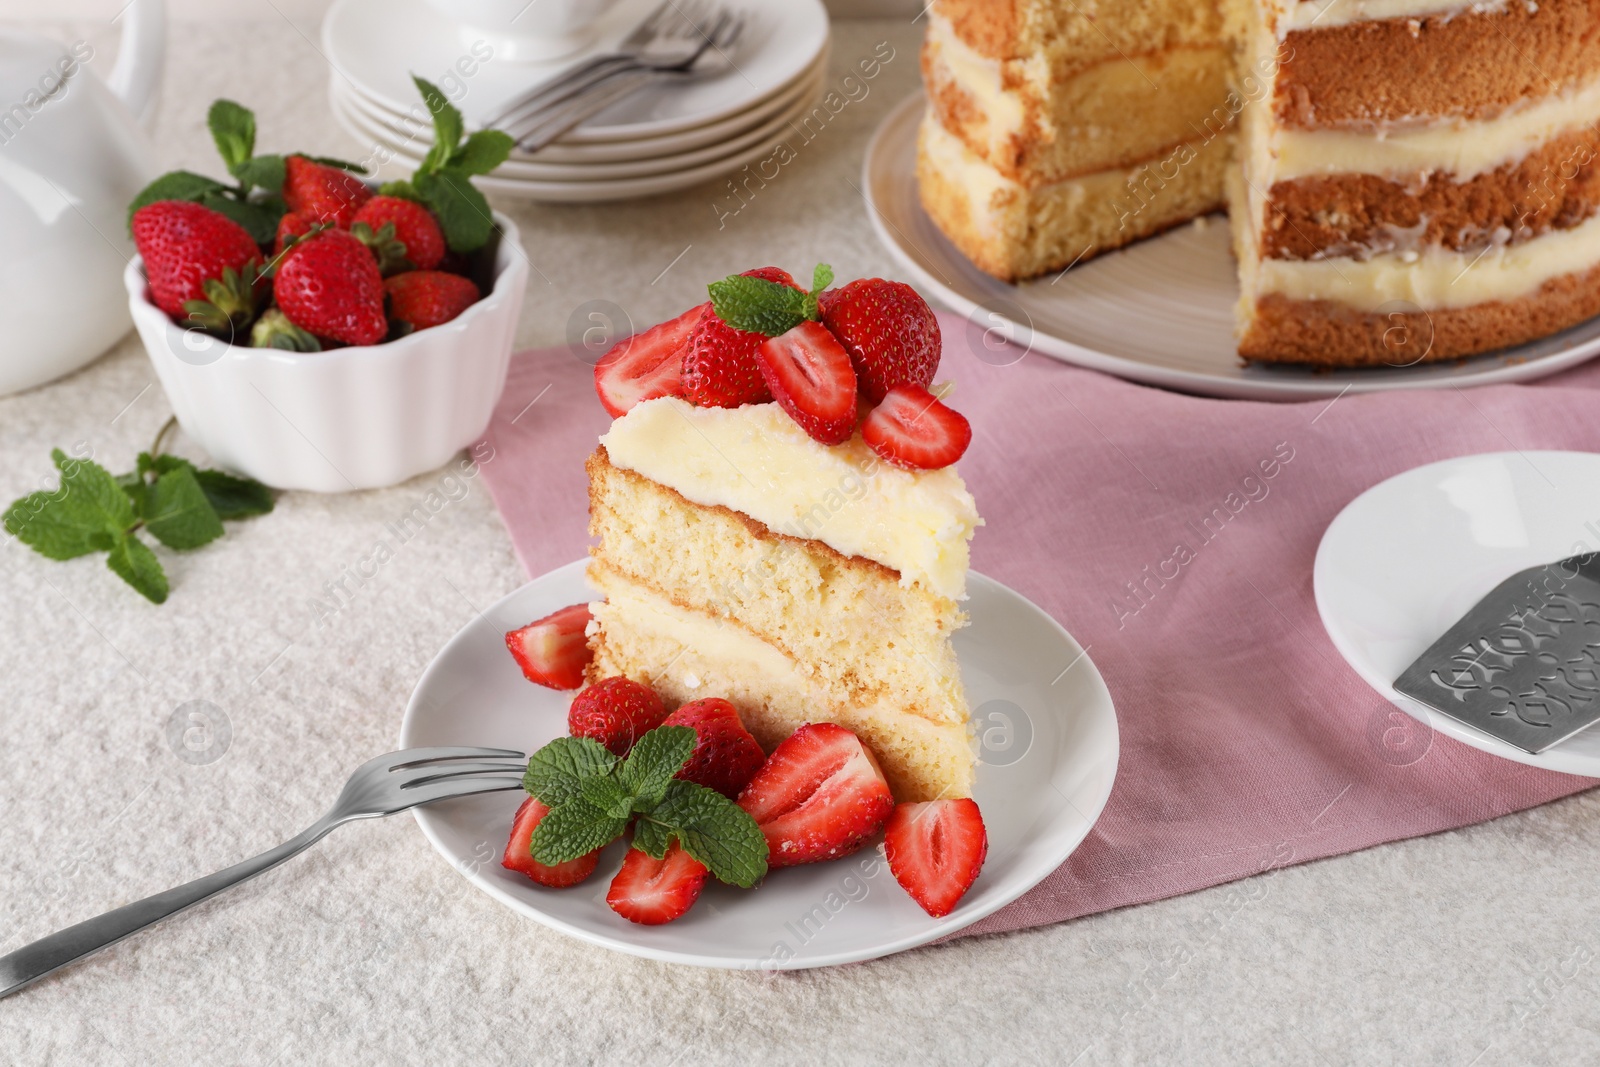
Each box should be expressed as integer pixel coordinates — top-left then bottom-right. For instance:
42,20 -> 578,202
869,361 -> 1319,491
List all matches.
273,228 -> 386,346
661,698 -> 766,799
353,196 -> 445,271
283,155 -> 372,228
681,267 -> 798,408
132,200 -> 262,321
818,279 -> 941,402
568,677 -> 668,757
274,211 -> 315,257
385,270 -> 480,332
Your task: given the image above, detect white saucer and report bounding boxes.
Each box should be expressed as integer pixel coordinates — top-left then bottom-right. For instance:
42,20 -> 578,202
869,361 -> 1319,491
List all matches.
331,64 -> 823,182
322,0 -> 828,143
1315,451 -> 1600,776
864,93 -> 1600,402
333,47 -> 825,169
398,559 -> 1119,970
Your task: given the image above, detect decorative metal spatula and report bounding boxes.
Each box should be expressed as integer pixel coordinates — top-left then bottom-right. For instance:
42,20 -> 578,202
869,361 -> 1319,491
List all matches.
1394,552 -> 1600,754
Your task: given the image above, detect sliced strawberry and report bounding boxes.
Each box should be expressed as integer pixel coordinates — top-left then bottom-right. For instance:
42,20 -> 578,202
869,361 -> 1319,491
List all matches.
593,303 -> 704,417
736,723 -> 893,867
502,796 -> 601,887
568,676 -> 668,757
606,843 -> 708,925
883,799 -> 988,917
505,603 -> 592,690
661,698 -> 766,799
756,321 -> 858,445
681,267 -> 800,408
861,386 -> 972,470
818,278 -> 941,402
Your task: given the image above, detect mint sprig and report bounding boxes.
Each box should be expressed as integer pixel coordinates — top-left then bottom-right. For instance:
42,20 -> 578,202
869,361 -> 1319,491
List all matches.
407,75 -> 513,253
3,418 -> 274,604
707,262 -> 835,337
524,724 -> 768,887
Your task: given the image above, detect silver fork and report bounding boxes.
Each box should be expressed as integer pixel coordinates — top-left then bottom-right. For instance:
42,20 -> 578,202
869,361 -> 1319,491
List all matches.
480,0 -> 706,132
508,11 -> 744,151
0,746 -> 527,1000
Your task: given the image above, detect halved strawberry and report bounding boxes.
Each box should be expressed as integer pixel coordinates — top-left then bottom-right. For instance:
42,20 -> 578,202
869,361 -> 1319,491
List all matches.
568,676 -> 668,757
606,843 -> 708,925
817,278 -> 941,402
661,698 -> 766,799
883,799 -> 988,917
756,321 -> 858,444
593,303 -> 704,417
681,267 -> 800,408
505,603 -> 592,690
736,723 -> 893,867
861,386 -> 972,470
502,796 -> 601,887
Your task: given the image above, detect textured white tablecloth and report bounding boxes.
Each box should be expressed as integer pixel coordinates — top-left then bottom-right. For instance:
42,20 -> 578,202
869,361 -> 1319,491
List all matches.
3,5 -> 1599,1064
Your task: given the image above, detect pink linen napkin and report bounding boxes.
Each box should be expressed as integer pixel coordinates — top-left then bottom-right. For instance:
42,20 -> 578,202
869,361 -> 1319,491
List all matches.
476,313 -> 1600,938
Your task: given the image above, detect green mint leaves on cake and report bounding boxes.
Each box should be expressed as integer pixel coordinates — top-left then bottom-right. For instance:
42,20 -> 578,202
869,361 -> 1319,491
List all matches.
523,726 -> 769,888
708,262 -> 834,337
3,418 -> 274,604
377,76 -> 513,253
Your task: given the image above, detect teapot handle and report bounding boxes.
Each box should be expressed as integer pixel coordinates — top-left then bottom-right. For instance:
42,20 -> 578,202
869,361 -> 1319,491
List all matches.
106,0 -> 166,126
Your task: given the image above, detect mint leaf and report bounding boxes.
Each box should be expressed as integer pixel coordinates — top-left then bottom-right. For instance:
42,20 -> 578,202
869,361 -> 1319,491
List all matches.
198,191 -> 282,245
414,169 -> 494,252
449,129 -> 512,177
5,450 -> 134,560
207,99 -> 256,171
128,171 -> 229,228
579,774 -> 635,820
522,736 -> 617,807
301,154 -> 368,173
619,726 -> 696,808
194,469 -> 274,520
812,262 -> 834,292
412,75 -> 464,172
645,779 -> 768,887
708,275 -> 812,337
376,179 -> 424,203
106,533 -> 168,604
529,794 -> 628,865
142,465 -> 224,550
632,819 -> 673,860
231,154 -> 285,193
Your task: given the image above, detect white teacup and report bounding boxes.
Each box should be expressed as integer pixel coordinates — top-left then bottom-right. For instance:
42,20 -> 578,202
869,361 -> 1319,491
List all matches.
423,0 -> 627,62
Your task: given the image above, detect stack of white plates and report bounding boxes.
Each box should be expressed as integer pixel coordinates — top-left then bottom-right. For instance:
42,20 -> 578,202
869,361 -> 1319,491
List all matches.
322,0 -> 830,203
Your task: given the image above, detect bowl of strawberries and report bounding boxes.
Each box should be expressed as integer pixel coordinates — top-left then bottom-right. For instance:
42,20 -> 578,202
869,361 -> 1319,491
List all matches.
124,84 -> 526,492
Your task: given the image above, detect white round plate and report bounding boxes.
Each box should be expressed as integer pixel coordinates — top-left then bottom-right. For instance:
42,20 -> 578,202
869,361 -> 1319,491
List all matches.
399,559 -> 1119,969
334,47 -> 827,167
1314,451 -> 1600,775
865,93 -> 1600,402
334,87 -> 816,203
331,68 -> 822,184
322,0 -> 828,144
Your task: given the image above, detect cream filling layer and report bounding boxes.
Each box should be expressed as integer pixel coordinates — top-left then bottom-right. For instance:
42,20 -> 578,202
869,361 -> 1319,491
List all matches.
925,13 -> 1026,140
599,397 -> 980,601
1272,73 -> 1600,182
1251,210 -> 1600,311
1283,0 -> 1503,31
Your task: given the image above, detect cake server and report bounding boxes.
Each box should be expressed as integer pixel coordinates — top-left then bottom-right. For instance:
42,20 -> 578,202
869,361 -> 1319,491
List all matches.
1393,552 -> 1600,753
0,746 -> 526,1000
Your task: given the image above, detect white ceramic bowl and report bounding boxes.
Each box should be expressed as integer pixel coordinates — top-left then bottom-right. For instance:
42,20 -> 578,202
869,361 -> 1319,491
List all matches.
127,211 -> 527,492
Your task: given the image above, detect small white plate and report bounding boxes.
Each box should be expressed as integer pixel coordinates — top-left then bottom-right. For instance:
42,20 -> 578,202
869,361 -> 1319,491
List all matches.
399,559 -> 1119,969
865,93 -> 1600,402
333,47 -> 826,170
322,0 -> 828,144
1315,451 -> 1600,775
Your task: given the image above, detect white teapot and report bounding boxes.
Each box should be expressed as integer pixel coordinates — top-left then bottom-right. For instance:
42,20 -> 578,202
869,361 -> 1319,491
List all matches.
0,0 -> 163,396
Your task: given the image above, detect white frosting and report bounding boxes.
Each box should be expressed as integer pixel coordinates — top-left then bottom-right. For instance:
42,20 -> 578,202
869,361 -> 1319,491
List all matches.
1273,73 -> 1600,181
1284,0 -> 1504,30
599,398 -> 980,601
1252,210 -> 1600,310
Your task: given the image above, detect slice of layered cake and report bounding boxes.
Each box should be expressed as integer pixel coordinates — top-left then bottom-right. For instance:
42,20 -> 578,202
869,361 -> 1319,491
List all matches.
918,0 -> 1600,366
586,267 -> 981,802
